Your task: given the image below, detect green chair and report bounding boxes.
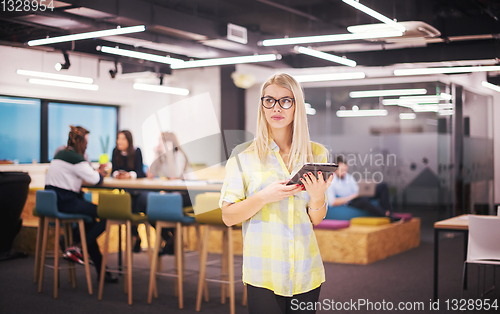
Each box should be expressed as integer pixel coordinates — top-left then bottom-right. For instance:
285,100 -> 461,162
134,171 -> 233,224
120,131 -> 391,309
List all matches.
194,192 -> 246,314
96,191 -> 152,305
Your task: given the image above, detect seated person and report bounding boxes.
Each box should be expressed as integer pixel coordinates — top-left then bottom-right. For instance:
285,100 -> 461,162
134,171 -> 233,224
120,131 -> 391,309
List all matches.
148,132 -> 196,255
45,125 -> 117,283
111,130 -> 148,253
327,156 -> 392,218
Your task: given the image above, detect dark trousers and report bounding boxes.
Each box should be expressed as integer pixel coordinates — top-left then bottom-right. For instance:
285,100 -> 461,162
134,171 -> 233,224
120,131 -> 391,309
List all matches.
59,196 -> 106,275
348,182 -> 392,217
130,191 -> 149,237
247,284 -> 322,314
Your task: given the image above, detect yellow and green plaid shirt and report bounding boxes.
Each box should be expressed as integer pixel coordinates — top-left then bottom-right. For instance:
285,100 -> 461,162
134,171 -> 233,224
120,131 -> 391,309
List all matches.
219,140 -> 328,297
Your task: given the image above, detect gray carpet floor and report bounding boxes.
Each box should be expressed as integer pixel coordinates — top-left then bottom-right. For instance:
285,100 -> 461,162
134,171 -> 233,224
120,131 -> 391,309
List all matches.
1,215 -> 499,314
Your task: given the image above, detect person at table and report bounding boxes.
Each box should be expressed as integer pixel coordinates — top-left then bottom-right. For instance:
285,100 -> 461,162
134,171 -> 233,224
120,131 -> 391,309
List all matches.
111,130 -> 148,252
326,155 -> 393,218
148,132 -> 196,255
220,73 -> 333,314
45,125 -> 118,283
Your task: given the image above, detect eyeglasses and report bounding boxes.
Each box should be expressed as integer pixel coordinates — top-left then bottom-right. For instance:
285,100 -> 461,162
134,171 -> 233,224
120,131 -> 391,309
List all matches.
261,96 -> 295,109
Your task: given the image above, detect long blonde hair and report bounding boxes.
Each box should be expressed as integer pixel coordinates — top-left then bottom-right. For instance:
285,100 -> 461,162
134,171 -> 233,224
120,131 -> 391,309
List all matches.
253,73 -> 317,170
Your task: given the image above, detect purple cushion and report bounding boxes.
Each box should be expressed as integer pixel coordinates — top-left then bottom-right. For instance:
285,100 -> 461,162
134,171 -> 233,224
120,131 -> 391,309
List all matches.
315,219 -> 350,230
392,213 -> 413,221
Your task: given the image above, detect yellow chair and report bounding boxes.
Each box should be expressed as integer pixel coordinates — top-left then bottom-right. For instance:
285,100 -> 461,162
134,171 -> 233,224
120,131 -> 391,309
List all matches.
350,217 -> 391,226
194,192 -> 246,314
97,192 -> 152,305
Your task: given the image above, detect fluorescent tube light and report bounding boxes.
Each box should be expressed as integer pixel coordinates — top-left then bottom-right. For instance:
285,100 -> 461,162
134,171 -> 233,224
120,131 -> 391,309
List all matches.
99,46 -> 184,65
342,0 -> 406,33
412,104 -> 439,112
350,88 -> 427,98
133,83 -> 189,96
28,78 -> 99,91
399,94 -> 451,103
295,46 -> 356,67
439,109 -> 454,116
295,72 -> 365,83
399,113 -> 416,120
17,69 -> 93,84
394,66 -> 500,76
482,81 -> 500,93
336,109 -> 388,117
170,54 -> 280,69
28,25 -> 146,46
261,31 -> 403,46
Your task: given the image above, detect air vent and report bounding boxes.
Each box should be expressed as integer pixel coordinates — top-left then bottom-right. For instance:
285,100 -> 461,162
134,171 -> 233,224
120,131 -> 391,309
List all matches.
227,23 -> 247,45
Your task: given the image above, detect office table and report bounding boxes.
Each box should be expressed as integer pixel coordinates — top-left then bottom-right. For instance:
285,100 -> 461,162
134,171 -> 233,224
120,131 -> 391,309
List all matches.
433,215 -> 469,301
83,177 -> 223,192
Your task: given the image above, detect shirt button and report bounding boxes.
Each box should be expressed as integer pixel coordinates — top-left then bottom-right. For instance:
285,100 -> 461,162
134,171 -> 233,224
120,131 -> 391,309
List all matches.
289,225 -> 292,228
291,254 -> 294,258
290,268 -> 294,273
290,239 -> 293,243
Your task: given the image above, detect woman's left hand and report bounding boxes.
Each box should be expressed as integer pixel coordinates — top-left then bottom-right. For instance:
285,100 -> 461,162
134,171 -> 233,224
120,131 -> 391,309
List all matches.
300,171 -> 334,203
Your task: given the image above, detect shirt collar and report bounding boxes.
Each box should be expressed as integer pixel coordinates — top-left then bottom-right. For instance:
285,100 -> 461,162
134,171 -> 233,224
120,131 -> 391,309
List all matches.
269,139 -> 279,152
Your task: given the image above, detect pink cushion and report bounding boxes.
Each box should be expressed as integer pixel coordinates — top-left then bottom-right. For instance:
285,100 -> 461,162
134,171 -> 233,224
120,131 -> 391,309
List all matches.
315,219 -> 350,230
392,213 -> 413,221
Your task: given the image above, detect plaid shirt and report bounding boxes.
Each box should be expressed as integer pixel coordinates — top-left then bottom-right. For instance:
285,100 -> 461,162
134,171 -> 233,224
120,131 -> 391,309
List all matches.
220,140 -> 328,296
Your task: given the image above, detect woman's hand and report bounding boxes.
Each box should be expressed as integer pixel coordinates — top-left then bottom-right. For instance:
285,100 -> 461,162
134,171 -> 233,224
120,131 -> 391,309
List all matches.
116,171 -> 131,179
300,171 -> 334,203
257,179 -> 302,204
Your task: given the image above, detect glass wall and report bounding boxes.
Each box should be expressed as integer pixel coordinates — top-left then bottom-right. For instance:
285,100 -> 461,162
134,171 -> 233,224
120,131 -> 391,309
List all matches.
305,82 -> 450,211
48,103 -> 117,162
0,96 -> 41,163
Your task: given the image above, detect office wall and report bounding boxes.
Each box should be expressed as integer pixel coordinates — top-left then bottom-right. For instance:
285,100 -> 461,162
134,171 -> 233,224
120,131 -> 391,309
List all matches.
0,45 -> 221,167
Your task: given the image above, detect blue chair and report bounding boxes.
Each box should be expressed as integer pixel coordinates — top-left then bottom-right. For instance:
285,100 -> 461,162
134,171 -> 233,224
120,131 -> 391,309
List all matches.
325,200 -> 379,220
36,190 -> 94,298
146,192 -> 196,308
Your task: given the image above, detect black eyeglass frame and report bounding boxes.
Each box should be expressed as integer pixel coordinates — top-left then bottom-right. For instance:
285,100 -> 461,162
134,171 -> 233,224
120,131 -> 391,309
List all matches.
260,96 -> 295,110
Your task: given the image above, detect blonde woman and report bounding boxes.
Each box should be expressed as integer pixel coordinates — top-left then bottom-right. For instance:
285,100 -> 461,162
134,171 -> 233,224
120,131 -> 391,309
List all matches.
220,73 -> 333,314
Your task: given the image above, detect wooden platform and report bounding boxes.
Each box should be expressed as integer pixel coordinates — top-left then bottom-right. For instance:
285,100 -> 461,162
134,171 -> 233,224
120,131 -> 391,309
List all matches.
15,189 -> 419,265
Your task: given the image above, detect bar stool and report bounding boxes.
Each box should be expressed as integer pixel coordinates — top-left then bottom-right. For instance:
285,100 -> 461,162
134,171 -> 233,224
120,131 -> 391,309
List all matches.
36,190 -> 94,298
146,192 -> 199,308
34,192 -> 93,284
97,191 -> 152,305
194,192 -> 246,314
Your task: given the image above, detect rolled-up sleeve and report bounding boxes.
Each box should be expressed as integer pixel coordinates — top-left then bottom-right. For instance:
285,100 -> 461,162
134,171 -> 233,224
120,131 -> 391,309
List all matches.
219,154 -> 245,208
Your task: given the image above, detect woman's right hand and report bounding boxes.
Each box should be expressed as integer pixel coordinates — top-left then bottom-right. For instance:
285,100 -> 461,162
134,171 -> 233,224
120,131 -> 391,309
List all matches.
257,179 -> 302,204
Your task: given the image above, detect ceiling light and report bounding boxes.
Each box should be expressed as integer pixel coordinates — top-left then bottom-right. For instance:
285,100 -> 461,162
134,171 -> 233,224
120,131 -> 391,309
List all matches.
16,69 -> 93,84
399,94 -> 451,103
98,46 -> 184,65
294,72 -> 365,83
170,54 -> 280,69
261,31 -> 403,46
28,78 -> 99,91
394,65 -> 500,76
411,104 -> 439,112
55,50 -> 70,71
295,46 -> 356,67
336,109 -> 388,117
133,83 -> 189,96
439,109 -> 454,116
342,0 -> 406,33
399,113 -> 416,120
28,25 -> 146,46
482,81 -> 500,93
306,108 -> 316,115
350,88 -> 427,98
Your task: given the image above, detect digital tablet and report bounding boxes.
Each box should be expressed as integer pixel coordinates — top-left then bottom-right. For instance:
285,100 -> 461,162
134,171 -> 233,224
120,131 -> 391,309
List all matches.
286,163 -> 338,185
